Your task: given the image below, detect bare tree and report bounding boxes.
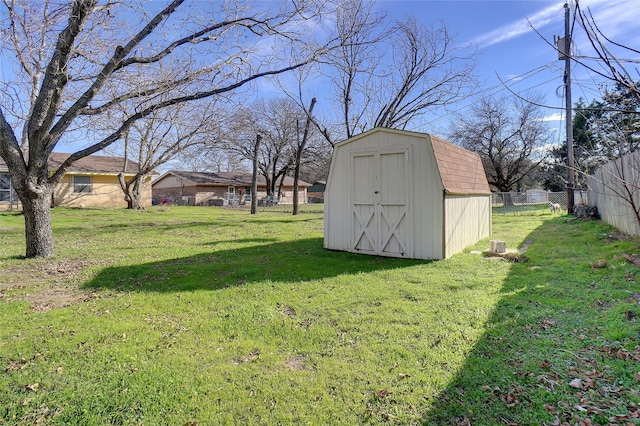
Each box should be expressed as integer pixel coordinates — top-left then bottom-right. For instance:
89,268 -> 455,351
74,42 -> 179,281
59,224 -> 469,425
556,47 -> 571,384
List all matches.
0,0 -> 332,258
250,134 -> 262,215
310,0 -> 475,146
292,97 -> 317,215
574,2 -> 640,105
115,99 -> 219,209
568,1 -> 640,225
222,98 -> 308,200
448,95 -> 550,193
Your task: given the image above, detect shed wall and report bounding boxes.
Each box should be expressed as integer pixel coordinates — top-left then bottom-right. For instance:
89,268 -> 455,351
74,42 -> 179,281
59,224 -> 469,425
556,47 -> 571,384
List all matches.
443,195 -> 492,258
412,136 -> 444,259
325,131 -> 445,259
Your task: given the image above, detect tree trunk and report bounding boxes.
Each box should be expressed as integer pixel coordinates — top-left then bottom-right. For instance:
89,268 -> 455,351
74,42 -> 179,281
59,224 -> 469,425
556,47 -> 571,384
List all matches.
251,135 -> 262,214
119,173 -> 144,210
293,98 -> 317,215
502,192 -> 515,207
22,188 -> 55,258
128,176 -> 143,210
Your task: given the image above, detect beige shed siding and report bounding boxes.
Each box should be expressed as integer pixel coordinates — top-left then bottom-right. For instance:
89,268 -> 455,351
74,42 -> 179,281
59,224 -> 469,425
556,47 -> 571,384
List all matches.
54,174 -> 152,208
326,128 -> 491,260
443,195 -> 492,258
413,136 -> 445,259
325,129 -> 445,259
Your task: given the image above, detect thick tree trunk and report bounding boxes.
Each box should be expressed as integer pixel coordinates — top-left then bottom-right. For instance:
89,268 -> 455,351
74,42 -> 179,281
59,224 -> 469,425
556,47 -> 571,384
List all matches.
129,177 -> 143,210
22,189 -> 55,258
119,173 -> 144,210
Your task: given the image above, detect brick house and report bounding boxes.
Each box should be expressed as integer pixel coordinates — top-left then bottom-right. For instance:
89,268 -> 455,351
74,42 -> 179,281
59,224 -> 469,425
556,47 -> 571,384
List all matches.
151,170 -> 310,206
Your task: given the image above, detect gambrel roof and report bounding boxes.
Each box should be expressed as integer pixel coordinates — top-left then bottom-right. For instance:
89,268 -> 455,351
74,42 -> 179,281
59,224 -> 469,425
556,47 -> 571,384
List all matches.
334,128 -> 490,196
430,135 -> 491,195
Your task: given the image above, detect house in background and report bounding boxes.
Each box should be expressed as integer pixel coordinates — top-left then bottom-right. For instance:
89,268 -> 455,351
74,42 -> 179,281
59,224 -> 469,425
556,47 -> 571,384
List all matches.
324,127 -> 492,260
0,153 -> 152,210
151,170 -> 310,206
307,181 -> 326,203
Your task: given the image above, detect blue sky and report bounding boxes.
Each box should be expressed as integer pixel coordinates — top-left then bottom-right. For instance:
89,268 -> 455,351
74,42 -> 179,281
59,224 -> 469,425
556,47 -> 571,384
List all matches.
376,0 -> 640,143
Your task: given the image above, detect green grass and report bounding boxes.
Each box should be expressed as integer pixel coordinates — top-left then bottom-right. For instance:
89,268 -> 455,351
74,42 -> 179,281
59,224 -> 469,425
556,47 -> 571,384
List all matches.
1,206 -> 639,425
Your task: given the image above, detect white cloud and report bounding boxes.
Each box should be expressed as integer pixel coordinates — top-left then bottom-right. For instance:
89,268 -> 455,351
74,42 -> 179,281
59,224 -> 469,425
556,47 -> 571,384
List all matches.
539,112 -> 563,122
470,0 -> 636,50
471,2 -> 563,48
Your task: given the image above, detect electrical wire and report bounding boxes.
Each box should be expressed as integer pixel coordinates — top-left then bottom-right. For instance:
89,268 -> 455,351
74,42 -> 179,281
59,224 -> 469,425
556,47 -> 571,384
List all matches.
410,62 -> 561,131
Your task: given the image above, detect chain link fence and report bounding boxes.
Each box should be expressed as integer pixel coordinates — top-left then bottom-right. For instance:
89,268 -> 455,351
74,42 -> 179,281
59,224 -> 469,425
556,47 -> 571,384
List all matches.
492,191 -> 588,215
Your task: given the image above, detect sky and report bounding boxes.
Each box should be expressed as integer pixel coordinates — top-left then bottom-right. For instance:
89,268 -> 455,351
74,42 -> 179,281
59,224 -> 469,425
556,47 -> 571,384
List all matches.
2,0 -> 639,154
371,0 -> 640,144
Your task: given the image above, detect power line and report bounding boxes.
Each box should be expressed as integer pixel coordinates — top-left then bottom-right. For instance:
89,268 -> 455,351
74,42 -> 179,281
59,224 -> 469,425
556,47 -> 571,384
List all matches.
411,62 -> 561,131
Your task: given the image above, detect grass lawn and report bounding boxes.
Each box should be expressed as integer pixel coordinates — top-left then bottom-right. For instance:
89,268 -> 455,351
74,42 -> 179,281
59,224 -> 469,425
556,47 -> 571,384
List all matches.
1,205 -> 639,425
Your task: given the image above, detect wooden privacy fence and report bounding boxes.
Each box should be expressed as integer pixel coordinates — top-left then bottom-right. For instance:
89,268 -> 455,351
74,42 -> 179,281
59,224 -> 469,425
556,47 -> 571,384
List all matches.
588,151 -> 640,236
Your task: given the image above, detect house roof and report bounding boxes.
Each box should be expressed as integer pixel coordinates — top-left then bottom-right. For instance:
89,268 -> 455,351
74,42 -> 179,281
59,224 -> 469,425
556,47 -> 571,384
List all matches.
155,170 -> 311,188
0,152 -> 141,176
49,153 -> 142,175
429,135 -> 491,195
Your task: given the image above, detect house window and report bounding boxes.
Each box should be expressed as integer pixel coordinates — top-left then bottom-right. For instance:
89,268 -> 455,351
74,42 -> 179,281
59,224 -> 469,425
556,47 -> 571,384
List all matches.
0,173 -> 14,202
245,186 -> 251,202
73,176 -> 92,194
227,186 -> 235,200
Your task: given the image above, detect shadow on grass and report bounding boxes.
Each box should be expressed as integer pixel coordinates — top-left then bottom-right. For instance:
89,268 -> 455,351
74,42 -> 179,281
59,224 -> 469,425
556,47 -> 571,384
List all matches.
423,218 -> 638,425
83,237 -> 428,293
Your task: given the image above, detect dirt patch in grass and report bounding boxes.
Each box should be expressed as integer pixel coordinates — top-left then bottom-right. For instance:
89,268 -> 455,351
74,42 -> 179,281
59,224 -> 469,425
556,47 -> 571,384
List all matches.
3,258 -> 100,311
285,355 -> 315,372
25,287 -> 97,312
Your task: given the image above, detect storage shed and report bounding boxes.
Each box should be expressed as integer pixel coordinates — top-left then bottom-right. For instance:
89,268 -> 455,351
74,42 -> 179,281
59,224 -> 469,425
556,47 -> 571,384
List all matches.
324,128 -> 492,260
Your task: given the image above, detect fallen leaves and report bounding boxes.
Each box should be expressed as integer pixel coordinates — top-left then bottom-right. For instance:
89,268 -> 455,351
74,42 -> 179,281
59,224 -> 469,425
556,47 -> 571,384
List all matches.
25,383 -> 40,392
569,378 -> 583,389
620,253 -> 640,268
600,344 -> 640,362
4,358 -> 28,372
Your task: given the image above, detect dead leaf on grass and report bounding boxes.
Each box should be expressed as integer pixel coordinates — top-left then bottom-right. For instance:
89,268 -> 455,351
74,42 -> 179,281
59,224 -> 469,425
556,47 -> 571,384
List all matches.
621,253 -> 640,268
233,349 -> 261,365
4,358 -> 28,372
541,318 -> 557,329
569,378 -> 583,389
24,383 -> 40,392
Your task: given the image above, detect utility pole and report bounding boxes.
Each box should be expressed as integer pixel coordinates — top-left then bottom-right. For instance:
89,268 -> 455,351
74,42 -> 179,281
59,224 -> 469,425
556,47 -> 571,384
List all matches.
558,2 -> 576,214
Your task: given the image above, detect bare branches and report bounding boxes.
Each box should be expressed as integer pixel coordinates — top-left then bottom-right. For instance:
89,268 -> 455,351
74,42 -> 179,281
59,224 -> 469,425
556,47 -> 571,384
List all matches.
306,0 -> 475,144
574,2 -> 640,103
27,0 -> 96,152
374,19 -> 474,129
448,95 -> 550,192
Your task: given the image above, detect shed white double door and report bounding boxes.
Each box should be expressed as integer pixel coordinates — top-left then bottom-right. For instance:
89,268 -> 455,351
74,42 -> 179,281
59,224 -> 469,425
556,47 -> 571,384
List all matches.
350,147 -> 412,258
